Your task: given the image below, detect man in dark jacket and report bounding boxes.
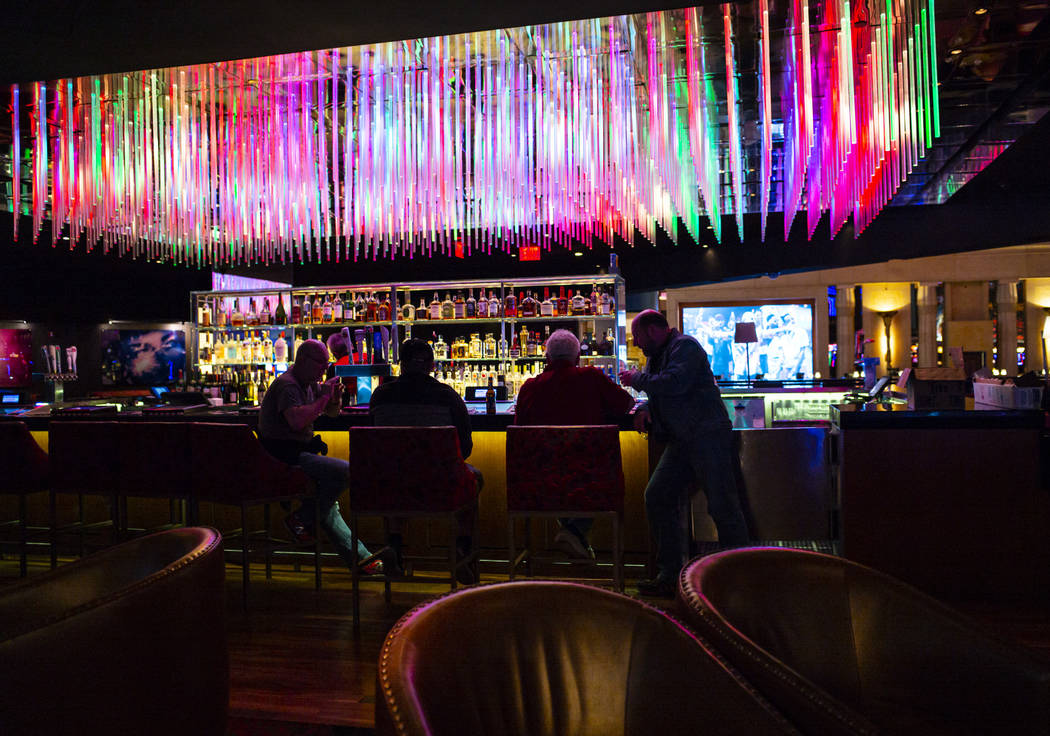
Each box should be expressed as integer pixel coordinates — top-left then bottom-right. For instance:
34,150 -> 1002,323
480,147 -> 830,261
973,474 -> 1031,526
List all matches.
620,310 -> 749,597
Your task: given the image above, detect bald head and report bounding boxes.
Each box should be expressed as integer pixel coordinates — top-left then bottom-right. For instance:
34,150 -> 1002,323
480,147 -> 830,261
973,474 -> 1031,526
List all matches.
292,339 -> 330,383
631,309 -> 671,357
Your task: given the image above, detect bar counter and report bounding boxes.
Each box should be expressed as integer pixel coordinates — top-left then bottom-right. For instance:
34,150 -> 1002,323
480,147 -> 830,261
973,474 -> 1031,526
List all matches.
831,403 -> 1050,603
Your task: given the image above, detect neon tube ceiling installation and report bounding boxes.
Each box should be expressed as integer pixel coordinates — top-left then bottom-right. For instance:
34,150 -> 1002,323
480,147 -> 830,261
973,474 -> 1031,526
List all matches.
9,0 -> 939,266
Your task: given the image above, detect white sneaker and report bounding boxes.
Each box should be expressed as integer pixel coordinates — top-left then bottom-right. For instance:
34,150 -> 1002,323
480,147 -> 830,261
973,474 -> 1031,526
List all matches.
554,528 -> 596,560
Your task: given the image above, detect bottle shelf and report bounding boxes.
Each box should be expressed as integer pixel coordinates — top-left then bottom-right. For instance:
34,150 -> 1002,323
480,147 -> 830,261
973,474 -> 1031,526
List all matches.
199,361 -> 287,367
435,357 -> 506,363
509,314 -> 615,322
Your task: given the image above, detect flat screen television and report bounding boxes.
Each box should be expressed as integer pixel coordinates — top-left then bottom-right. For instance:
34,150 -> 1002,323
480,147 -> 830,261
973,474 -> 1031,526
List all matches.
101,329 -> 186,385
0,329 -> 33,388
680,301 -> 815,381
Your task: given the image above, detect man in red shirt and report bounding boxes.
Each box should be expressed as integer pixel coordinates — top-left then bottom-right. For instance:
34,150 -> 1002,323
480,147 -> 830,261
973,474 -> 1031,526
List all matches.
514,329 -> 635,559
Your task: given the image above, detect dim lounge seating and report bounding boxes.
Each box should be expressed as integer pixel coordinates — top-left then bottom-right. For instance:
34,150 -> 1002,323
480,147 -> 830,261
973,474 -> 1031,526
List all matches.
0,527 -> 228,735
347,425 -> 481,635
505,425 -> 625,591
187,422 -> 321,611
0,420 -> 50,576
678,547 -> 1050,735
115,421 -> 194,534
375,580 -> 800,736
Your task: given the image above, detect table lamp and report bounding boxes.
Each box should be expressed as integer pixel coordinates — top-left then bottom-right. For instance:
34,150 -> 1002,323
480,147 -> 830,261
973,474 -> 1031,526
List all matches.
734,322 -> 758,386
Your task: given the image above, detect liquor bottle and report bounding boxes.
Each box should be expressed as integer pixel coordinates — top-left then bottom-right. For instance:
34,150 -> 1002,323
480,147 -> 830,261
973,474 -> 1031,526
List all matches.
498,333 -> 508,359
440,293 -> 455,320
454,291 -> 466,319
417,297 -> 429,320
580,331 -> 592,357
600,287 -> 614,315
504,290 -> 517,318
510,334 -> 520,359
518,291 -> 536,318
590,284 -> 600,316
540,288 -> 554,318
402,294 -> 416,321
262,331 -> 274,362
275,295 -> 287,325
519,324 -> 529,354
263,297 -> 275,325
434,333 -> 449,360
312,294 -> 324,323
571,290 -> 586,316
557,287 -> 568,317
488,291 -> 501,318
301,294 -> 313,325
291,296 -> 302,324
430,292 -> 442,320
542,325 -> 551,354
322,294 -> 334,324
231,301 -> 245,328
354,292 -> 367,321
246,300 -> 259,326
212,333 -> 224,364
274,332 -> 288,363
378,293 -> 391,321
483,333 -> 497,360
526,331 -> 538,357
597,328 -> 614,356
469,333 -> 482,359
486,376 -> 497,415
216,299 -> 228,327
465,289 -> 477,319
332,292 -> 344,322
366,292 -> 378,322
200,299 -> 212,327
225,334 -> 239,363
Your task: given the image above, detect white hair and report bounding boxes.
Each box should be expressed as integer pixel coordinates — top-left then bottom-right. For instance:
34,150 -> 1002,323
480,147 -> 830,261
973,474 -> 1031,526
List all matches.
545,329 -> 580,362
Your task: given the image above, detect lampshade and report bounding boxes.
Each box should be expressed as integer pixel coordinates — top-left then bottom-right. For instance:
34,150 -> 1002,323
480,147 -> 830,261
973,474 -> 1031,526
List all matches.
734,322 -> 758,344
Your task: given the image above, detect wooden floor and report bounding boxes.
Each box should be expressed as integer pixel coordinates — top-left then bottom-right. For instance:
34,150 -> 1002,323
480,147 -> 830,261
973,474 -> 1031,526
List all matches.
4,553 -> 1049,735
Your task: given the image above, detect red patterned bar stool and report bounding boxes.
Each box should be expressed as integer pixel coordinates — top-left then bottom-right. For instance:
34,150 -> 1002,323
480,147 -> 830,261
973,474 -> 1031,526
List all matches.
188,422 -> 320,611
505,425 -> 625,591
0,421 -> 51,576
347,426 -> 481,635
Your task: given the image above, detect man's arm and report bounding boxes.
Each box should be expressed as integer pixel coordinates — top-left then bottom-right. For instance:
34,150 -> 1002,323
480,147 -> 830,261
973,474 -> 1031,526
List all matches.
598,372 -> 636,417
282,381 -> 336,433
628,341 -> 701,397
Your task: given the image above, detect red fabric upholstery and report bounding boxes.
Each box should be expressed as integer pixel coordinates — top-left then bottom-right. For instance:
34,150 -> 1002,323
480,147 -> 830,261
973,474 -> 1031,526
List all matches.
0,421 -> 49,494
188,423 -> 314,504
348,427 -> 478,513
48,421 -> 119,495
506,425 -> 624,513
116,422 -> 192,500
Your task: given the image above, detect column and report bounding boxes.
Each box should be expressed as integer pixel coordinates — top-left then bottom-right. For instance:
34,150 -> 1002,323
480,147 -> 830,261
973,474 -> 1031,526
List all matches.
997,281 -> 1018,376
917,283 -> 938,368
835,285 -> 855,377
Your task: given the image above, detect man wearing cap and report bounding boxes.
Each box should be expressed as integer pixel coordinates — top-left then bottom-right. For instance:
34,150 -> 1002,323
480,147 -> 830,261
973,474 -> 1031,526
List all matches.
515,329 -> 635,560
258,338 -> 382,574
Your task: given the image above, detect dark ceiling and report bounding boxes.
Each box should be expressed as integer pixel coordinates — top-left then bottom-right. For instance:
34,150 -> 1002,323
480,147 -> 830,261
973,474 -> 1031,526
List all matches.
2,0 -> 1050,317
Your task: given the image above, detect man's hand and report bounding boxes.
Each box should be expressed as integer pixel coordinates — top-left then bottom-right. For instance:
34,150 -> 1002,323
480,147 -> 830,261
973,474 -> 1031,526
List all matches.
632,405 -> 650,433
619,369 -> 641,387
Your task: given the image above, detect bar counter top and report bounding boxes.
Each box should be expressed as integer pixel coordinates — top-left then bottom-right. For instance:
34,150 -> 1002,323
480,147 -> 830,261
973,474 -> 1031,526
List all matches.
4,404 -> 638,432
830,402 -> 1045,430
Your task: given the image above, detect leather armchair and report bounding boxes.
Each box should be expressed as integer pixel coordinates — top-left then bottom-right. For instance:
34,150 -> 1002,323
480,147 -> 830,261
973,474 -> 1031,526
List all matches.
376,580 -> 799,736
0,527 -> 228,735
679,547 -> 1050,735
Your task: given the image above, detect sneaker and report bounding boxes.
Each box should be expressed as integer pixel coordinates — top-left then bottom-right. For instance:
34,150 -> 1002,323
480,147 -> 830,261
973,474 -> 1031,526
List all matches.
283,512 -> 315,545
356,550 -> 385,576
554,528 -> 596,560
635,577 -> 676,599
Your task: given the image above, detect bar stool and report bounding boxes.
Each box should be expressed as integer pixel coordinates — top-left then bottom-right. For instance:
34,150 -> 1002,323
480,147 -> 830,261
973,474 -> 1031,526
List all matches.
115,421 -> 193,535
505,424 -> 625,591
187,422 -> 320,611
47,420 -> 121,567
347,426 -> 481,635
0,421 -> 50,576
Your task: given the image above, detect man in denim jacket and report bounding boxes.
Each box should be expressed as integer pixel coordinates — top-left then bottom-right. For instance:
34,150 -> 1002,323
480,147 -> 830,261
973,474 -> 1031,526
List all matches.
621,310 -> 749,597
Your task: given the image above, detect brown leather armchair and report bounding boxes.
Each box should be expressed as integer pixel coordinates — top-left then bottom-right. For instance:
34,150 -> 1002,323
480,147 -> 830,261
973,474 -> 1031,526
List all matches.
0,527 -> 228,735
376,580 -> 800,736
679,547 -> 1050,735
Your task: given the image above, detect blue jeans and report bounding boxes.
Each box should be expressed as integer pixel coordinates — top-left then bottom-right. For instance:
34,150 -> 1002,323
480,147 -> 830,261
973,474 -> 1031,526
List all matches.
296,452 -> 371,566
645,428 -> 749,581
